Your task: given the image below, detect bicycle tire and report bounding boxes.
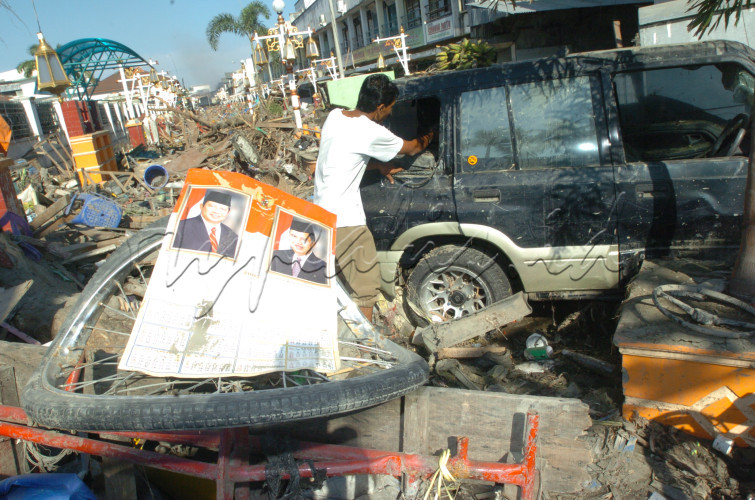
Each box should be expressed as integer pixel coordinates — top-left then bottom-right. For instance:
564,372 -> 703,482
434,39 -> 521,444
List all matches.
22,222 -> 428,431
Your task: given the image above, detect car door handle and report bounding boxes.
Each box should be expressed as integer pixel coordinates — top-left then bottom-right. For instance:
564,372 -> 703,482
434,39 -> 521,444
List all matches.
636,183 -> 670,198
473,189 -> 500,202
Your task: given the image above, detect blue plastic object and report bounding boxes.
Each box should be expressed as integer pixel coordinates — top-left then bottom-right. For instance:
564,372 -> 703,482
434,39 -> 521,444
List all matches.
67,194 -> 122,228
0,473 -> 97,499
143,164 -> 168,189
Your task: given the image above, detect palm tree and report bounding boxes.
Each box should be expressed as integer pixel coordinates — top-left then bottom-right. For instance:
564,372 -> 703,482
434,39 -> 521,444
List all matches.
16,44 -> 38,78
206,1 -> 272,52
687,0 -> 751,37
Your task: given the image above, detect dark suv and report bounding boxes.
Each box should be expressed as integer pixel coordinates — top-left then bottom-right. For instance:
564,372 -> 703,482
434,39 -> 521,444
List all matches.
359,40 -> 754,324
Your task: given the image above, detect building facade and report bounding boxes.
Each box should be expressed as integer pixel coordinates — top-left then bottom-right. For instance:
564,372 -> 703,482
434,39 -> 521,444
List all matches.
291,0 -> 655,76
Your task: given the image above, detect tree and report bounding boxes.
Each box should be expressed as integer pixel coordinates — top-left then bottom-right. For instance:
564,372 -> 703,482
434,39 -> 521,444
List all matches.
206,1 -> 272,52
687,0 -> 755,298
687,0 -> 751,38
16,44 -> 38,78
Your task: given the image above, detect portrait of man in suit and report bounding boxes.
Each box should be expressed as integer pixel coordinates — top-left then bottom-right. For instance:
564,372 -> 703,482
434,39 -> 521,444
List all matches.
173,190 -> 240,258
270,217 -> 328,284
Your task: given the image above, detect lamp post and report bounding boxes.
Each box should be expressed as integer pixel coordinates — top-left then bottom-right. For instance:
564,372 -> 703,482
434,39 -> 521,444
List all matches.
34,32 -> 69,98
253,0 -> 319,129
374,26 -> 411,75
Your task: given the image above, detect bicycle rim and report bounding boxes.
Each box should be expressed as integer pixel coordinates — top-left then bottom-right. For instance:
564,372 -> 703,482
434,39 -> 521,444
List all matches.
23,224 -> 428,431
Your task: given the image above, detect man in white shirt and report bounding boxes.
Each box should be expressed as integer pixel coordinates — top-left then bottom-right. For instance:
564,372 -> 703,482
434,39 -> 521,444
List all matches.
173,190 -> 239,258
313,74 -> 435,321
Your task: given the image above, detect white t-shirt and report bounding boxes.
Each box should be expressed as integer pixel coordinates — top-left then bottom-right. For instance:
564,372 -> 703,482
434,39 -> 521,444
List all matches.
313,108 -> 403,227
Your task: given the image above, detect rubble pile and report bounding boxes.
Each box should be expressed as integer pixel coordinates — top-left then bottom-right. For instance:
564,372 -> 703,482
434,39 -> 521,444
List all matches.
0,100 -> 324,344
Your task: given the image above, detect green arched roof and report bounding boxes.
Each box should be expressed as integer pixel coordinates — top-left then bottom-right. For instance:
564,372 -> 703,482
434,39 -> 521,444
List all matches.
58,38 -> 149,101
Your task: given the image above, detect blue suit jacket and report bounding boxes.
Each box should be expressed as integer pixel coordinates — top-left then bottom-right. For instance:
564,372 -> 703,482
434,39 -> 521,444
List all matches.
173,215 -> 239,258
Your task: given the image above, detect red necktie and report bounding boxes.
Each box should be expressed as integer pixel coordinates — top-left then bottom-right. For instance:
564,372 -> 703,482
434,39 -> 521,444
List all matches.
209,227 -> 218,253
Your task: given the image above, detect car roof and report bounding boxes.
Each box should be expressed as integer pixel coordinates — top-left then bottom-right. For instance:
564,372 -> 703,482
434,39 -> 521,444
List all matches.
393,40 -> 755,98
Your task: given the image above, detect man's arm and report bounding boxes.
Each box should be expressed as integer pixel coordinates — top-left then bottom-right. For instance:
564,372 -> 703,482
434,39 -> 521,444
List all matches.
399,129 -> 435,156
368,129 -> 436,182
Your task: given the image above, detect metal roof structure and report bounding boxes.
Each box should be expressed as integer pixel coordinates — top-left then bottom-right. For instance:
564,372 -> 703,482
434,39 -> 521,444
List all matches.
57,38 -> 149,101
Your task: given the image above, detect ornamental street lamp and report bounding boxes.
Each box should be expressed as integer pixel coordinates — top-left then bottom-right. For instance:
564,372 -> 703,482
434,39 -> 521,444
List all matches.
34,32 -> 69,97
254,0 -> 319,129
374,26 -> 411,75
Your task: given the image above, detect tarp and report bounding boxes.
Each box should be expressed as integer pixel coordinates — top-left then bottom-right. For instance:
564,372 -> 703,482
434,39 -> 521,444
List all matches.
326,71 -> 395,109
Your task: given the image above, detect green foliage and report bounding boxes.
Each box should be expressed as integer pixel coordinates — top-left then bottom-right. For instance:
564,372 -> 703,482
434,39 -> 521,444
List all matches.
16,44 -> 39,78
206,1 -> 272,51
433,39 -> 496,71
687,0 -> 750,38
267,100 -> 284,117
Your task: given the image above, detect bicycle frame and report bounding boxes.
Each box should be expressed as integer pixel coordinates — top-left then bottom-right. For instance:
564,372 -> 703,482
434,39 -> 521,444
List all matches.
0,405 -> 539,499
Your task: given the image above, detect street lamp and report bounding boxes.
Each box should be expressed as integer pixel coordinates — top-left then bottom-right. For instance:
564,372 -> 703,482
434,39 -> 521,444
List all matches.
254,0 -> 319,129
34,32 -> 69,97
374,26 -> 411,75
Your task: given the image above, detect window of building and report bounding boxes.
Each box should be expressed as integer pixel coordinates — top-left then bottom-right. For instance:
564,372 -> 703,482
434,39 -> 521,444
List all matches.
353,16 -> 363,48
341,26 -> 350,51
405,0 -> 422,29
426,0 -> 450,21
366,10 -> 376,40
384,2 -> 398,35
0,101 -> 32,140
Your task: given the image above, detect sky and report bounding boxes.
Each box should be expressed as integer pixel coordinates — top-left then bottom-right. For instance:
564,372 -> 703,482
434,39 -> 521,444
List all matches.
0,0 -> 294,89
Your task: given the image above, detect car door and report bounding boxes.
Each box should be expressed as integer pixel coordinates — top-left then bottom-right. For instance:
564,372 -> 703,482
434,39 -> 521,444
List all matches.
360,94 -> 454,252
612,63 -> 751,260
453,73 -> 621,294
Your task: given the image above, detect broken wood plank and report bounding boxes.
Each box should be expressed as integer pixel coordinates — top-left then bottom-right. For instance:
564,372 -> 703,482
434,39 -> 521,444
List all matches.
0,365 -> 29,476
435,358 -> 485,390
437,345 -> 508,360
62,244 -> 117,264
35,214 -> 74,238
102,457 -> 139,500
416,292 -> 532,352
0,281 -> 33,324
29,194 -> 70,231
1,322 -> 40,345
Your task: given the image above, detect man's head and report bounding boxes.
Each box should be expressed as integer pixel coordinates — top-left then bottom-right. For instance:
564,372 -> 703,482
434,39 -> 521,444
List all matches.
200,190 -> 232,225
289,218 -> 317,257
356,74 -> 399,122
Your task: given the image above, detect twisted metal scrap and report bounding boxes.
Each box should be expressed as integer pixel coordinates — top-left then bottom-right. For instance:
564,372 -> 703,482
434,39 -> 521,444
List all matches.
652,284 -> 755,339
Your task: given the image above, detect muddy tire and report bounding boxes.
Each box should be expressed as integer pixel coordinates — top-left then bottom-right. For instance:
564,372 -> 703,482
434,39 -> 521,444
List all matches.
404,245 -> 512,326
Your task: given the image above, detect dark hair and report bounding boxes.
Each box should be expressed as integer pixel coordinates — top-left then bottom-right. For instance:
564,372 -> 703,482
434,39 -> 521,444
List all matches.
203,190 -> 232,207
356,74 -> 398,113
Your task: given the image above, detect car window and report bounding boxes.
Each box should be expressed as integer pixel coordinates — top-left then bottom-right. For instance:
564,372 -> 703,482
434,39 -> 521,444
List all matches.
384,97 -> 441,174
510,76 -> 601,169
614,64 -> 755,161
459,86 -> 514,172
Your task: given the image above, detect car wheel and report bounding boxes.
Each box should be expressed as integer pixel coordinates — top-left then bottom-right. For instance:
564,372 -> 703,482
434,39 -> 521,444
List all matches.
404,245 -> 512,326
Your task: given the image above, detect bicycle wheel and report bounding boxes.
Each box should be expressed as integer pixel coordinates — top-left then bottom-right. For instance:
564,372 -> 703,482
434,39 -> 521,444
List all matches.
22,221 -> 428,431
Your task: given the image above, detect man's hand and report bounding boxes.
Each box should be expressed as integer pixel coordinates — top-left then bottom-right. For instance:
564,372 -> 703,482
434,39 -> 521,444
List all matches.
375,163 -> 404,184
